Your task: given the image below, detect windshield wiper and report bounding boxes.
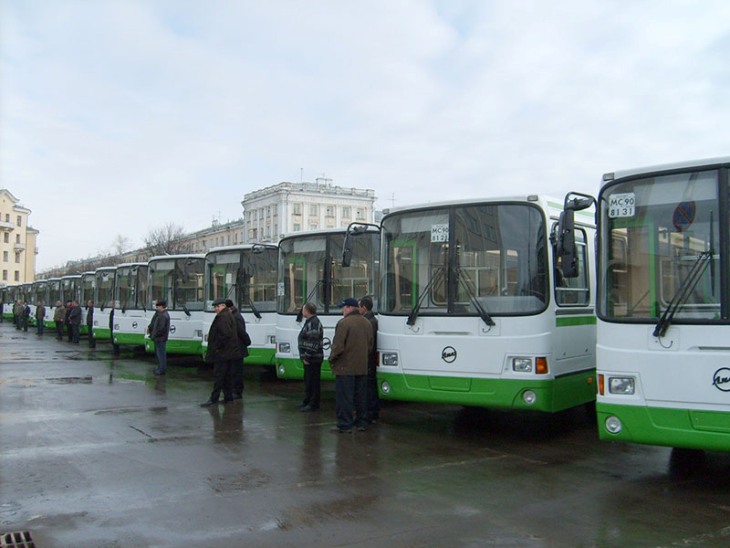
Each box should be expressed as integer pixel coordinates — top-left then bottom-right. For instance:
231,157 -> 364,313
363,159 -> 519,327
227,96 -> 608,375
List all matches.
296,279 -> 325,322
407,267 -> 445,326
455,266 -> 495,327
653,250 -> 713,338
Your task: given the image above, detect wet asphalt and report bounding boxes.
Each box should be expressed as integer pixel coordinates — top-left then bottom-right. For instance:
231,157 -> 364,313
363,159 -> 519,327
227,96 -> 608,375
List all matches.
2,322 -> 730,547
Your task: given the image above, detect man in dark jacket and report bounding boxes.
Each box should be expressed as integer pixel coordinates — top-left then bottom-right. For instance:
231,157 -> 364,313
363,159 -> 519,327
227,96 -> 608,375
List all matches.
329,297 -> 373,433
226,299 -> 251,399
201,299 -> 240,406
297,302 -> 324,412
86,300 -> 96,348
68,300 -> 82,343
359,296 -> 379,423
148,300 -> 170,375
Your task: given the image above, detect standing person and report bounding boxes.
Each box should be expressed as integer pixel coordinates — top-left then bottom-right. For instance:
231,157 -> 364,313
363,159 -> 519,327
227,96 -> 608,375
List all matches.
64,300 -> 73,341
201,299 -> 239,406
21,301 -> 31,332
359,296 -> 379,424
13,300 -> 22,329
329,297 -> 373,433
86,300 -> 96,348
68,300 -> 82,343
53,300 -> 65,340
148,300 -> 170,375
225,299 -> 251,400
36,301 -> 46,335
297,302 -> 324,412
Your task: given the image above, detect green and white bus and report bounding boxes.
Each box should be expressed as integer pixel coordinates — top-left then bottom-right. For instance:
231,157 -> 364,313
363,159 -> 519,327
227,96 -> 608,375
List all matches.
112,262 -> 149,350
378,195 -> 596,412
275,226 -> 380,380
145,254 -> 205,356
92,267 -> 116,341
562,157 -> 730,451
203,244 -> 279,365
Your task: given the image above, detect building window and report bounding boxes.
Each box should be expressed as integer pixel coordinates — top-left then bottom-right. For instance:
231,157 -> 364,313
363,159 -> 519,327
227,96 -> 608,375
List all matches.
325,206 -> 334,217
2,270 -> 6,281
3,233 -> 8,243
15,234 -> 20,244
293,203 -> 301,215
14,271 -> 19,282
2,251 -> 7,262
16,215 -> 21,227
310,205 -> 318,216
356,208 -> 365,220
293,223 -> 301,232
309,223 -> 318,231
342,206 -> 351,218
15,253 -> 20,263
4,214 -> 8,222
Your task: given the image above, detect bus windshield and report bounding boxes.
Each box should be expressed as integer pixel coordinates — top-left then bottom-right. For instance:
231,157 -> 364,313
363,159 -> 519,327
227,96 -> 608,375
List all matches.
599,168 -> 723,322
149,258 -> 204,311
278,232 -> 379,315
205,248 -> 279,313
382,203 -> 548,316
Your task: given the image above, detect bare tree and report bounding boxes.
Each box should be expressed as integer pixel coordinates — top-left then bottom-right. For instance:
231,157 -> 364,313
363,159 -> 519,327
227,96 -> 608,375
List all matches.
112,234 -> 131,256
144,222 -> 186,256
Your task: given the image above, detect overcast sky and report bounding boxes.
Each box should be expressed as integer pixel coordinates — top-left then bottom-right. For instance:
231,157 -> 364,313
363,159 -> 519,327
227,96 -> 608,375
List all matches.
2,0 -> 730,272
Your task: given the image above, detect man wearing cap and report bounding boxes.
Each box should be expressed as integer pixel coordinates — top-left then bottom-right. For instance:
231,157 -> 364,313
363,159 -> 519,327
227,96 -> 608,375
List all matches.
329,297 -> 374,433
201,298 -> 240,406
148,299 -> 170,375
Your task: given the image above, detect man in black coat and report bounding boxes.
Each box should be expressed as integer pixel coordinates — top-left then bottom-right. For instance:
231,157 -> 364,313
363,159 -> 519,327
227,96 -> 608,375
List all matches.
201,299 -> 240,406
226,299 -> 251,400
68,300 -> 82,343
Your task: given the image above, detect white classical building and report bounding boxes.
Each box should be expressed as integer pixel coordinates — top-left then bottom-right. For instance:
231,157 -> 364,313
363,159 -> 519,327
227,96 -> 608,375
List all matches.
241,178 -> 376,243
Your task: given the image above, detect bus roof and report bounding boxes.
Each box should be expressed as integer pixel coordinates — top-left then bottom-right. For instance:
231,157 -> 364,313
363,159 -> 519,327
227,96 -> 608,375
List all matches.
603,156 -> 730,184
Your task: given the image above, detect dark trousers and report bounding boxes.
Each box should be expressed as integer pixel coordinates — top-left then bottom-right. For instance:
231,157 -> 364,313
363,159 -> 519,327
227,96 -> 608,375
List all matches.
232,359 -> 244,397
70,323 -> 80,343
335,374 -> 367,430
209,359 -> 235,402
88,327 -> 96,348
302,360 -> 322,409
366,362 -> 380,421
36,320 -> 44,335
154,340 -> 167,373
55,321 -> 64,339
22,316 -> 29,332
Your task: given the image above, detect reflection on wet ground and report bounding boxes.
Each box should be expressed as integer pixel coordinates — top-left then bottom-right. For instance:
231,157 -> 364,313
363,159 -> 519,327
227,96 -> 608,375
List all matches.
2,324 -> 730,547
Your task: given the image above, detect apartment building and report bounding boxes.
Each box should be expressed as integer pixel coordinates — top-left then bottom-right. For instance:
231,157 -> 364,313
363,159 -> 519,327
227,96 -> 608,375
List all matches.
0,189 -> 39,284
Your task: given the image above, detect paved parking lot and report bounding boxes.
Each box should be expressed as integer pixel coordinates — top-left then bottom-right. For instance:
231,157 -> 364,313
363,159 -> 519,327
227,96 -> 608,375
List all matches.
2,323 -> 730,547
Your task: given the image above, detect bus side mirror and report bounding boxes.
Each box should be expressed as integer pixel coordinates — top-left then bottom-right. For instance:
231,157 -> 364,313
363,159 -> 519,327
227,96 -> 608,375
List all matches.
557,210 -> 578,278
342,233 -> 354,267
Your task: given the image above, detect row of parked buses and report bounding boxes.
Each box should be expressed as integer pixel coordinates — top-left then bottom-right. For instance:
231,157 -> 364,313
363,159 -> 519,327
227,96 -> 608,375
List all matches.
2,159 -> 729,456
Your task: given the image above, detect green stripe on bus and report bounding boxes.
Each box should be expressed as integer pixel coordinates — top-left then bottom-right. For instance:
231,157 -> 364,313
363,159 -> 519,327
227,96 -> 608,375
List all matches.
556,315 -> 596,327
597,402 -> 730,452
378,369 -> 596,413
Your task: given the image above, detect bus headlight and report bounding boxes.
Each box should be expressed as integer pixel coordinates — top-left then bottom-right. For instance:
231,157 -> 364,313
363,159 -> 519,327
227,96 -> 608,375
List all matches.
512,357 -> 533,373
277,364 -> 286,376
605,416 -> 622,434
278,342 -> 291,354
381,352 -> 398,366
608,377 -> 635,395
380,381 -> 391,394
522,390 -> 537,405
